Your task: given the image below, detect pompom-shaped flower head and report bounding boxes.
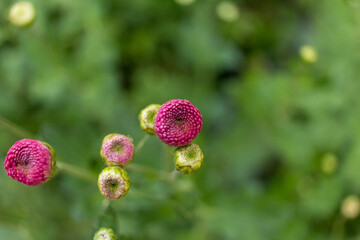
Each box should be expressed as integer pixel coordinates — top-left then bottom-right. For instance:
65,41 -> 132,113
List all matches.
174,143 -> 204,174
93,227 -> 116,240
98,166 -> 131,200
100,134 -> 134,167
155,99 -> 203,146
4,139 -> 55,186
8,1 -> 36,27
139,104 -> 161,135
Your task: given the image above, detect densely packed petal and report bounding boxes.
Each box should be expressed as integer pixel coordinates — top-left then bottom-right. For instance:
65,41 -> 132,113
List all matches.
4,139 -> 55,186
100,134 -> 134,167
154,99 -> 202,146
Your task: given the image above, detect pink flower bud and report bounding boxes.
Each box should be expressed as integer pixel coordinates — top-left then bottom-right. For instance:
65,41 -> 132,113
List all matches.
154,99 -> 203,146
4,139 -> 55,186
100,134 -> 135,167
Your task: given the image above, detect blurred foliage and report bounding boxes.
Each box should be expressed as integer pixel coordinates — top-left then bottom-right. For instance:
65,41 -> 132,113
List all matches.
1,0 -> 360,239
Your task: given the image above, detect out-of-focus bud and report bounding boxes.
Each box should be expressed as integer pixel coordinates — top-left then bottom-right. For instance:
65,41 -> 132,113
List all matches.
216,1 -> 240,22
299,45 -> 318,63
100,134 -> 135,167
139,104 -> 161,135
98,166 -> 131,200
174,0 -> 195,6
321,153 -> 337,175
174,143 -> 203,174
341,195 -> 360,219
4,139 -> 56,186
8,1 -> 36,27
93,227 -> 116,240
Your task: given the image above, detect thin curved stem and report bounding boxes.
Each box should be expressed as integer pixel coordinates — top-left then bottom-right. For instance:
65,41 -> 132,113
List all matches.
331,215 -> 346,240
0,116 -> 37,139
125,163 -> 170,180
96,199 -> 111,228
56,160 -> 97,183
0,116 -> 97,183
162,143 -> 173,172
135,134 -> 150,153
129,189 -> 166,201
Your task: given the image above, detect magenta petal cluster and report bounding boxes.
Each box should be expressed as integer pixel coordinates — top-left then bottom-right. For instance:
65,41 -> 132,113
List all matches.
154,99 -> 203,146
4,139 -> 55,186
100,134 -> 135,166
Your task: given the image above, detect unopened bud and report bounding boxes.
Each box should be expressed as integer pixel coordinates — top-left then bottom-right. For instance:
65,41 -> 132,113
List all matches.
139,104 -> 161,135
98,166 -> 131,200
100,134 -> 134,167
341,195 -> 360,219
9,1 -> 36,27
4,139 -> 56,186
174,143 -> 203,174
321,153 -> 337,175
93,227 -> 116,240
299,45 -> 318,63
216,1 -> 240,22
174,0 -> 195,6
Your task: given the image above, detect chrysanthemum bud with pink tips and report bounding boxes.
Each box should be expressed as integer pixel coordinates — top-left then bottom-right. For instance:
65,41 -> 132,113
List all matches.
154,99 -> 203,147
174,143 -> 203,174
100,134 -> 135,167
4,139 -> 56,186
98,166 -> 131,200
139,104 -> 161,135
93,227 -> 116,240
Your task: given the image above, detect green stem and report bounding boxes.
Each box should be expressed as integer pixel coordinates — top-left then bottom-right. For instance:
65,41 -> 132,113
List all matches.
129,189 -> 166,201
162,144 -> 173,171
56,160 -> 96,183
0,116 -> 37,139
125,163 -> 170,180
135,134 -> 150,153
96,199 -> 111,228
331,215 -> 346,240
169,169 -> 180,182
0,116 -> 96,183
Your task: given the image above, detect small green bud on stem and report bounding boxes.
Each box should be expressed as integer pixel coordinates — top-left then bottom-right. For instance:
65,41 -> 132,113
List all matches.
93,227 -> 116,240
139,104 -> 161,135
98,166 -> 131,200
174,143 -> 204,174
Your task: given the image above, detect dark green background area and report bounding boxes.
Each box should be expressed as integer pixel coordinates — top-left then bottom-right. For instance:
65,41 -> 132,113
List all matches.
1,0 -> 360,239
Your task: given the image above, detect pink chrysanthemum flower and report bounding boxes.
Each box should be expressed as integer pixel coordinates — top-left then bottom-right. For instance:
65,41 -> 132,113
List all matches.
100,134 -> 134,167
4,139 -> 56,186
154,99 -> 203,146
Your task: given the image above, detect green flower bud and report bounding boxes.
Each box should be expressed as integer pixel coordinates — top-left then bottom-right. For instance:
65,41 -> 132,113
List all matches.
8,1 -> 36,27
93,227 -> 116,240
139,104 -> 161,135
299,45 -> 318,63
216,1 -> 240,22
174,0 -> 195,6
98,167 -> 131,200
321,153 -> 337,175
174,143 -> 203,174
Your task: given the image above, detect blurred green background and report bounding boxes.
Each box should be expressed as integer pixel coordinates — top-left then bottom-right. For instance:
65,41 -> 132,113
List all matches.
1,0 -> 360,239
